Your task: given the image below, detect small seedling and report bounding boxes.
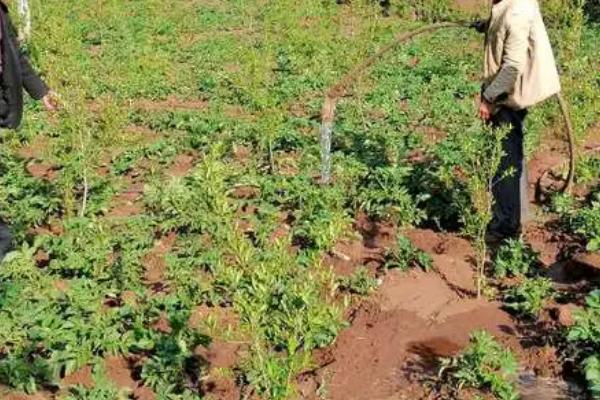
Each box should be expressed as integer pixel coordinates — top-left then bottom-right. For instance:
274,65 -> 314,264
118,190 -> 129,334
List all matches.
439,330 -> 519,400
493,238 -> 539,279
384,236 -> 433,271
504,277 -> 554,318
337,266 -> 379,295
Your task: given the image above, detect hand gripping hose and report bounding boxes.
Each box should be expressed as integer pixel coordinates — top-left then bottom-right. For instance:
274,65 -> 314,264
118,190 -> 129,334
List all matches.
319,22 -> 576,197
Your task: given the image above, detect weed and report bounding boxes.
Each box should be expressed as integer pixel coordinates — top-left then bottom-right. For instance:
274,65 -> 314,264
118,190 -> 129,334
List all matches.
439,330 -> 519,400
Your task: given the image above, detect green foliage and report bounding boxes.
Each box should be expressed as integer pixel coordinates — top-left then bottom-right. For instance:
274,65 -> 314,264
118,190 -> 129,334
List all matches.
504,277 -> 554,318
394,0 -> 456,22
439,330 -> 519,400
355,166 -> 426,227
446,123 -> 508,297
384,235 -> 433,271
493,238 -> 539,279
140,308 -> 209,397
583,355 -> 600,399
568,290 -> 600,398
0,149 -> 61,240
337,267 -> 379,295
571,193 -> 600,251
1,1 -> 598,399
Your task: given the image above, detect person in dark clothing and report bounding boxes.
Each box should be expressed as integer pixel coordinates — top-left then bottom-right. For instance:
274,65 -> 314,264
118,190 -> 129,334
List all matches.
0,1 -> 57,262
473,0 -> 561,241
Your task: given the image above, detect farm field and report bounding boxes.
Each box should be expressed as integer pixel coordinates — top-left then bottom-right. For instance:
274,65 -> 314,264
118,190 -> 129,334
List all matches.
0,0 -> 599,399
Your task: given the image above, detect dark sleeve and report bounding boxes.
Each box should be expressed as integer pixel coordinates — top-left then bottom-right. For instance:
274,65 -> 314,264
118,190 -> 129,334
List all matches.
470,19 -> 489,34
6,21 -> 49,100
19,49 -> 49,100
482,65 -> 519,103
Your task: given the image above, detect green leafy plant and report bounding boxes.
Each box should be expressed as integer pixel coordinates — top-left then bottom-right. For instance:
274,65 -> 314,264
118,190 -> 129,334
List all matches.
567,290 -> 600,398
355,166 -> 426,227
571,194 -> 600,252
504,277 -> 554,318
337,267 -> 379,295
384,235 -> 433,271
453,124 -> 509,298
493,238 -> 539,279
439,330 -> 519,400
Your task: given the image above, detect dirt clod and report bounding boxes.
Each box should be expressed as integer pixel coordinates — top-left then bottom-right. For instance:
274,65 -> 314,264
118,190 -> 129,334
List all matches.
194,341 -> 240,369
105,356 -> 136,390
551,304 -> 579,328
61,365 -> 94,388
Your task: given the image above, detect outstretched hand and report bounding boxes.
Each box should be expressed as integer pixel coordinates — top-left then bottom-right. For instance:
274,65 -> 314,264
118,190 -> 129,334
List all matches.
478,98 -> 493,121
42,90 -> 59,112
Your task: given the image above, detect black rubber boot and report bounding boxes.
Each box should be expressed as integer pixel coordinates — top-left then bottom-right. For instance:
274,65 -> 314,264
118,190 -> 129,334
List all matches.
0,222 -> 13,262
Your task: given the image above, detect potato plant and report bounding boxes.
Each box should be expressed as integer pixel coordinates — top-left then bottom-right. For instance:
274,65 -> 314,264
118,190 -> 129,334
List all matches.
0,0 -> 597,399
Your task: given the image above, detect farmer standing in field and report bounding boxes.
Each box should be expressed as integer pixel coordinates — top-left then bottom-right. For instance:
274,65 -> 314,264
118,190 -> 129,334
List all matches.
0,0 -> 58,262
475,0 -> 561,241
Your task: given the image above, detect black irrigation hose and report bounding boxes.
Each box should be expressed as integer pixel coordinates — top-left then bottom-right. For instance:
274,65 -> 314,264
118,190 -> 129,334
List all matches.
320,22 -> 576,197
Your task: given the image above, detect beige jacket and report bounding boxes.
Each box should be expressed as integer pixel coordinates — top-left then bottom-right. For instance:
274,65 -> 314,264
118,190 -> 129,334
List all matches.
484,0 -> 561,109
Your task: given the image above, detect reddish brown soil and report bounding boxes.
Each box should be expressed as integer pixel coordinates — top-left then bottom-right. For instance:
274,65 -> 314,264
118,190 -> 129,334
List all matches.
522,345 -> 562,378
201,376 -> 241,400
355,212 -> 396,249
26,162 -> 59,181
107,179 -> 145,218
143,232 -> 177,292
151,312 -> 172,334
230,185 -> 261,200
232,144 -> 252,164
166,153 -> 197,178
195,341 -> 242,369
133,385 -> 157,400
307,224 -> 520,400
17,136 -> 49,160
572,252 -> 600,278
34,249 -> 51,268
316,285 -> 516,400
61,365 -> 94,388
105,356 -> 137,390
223,105 -> 256,121
452,0 -> 487,14
53,279 -> 70,293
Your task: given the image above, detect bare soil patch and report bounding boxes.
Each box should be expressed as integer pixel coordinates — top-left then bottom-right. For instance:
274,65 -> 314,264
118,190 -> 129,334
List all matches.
452,0 -> 487,14
61,365 -> 94,388
105,356 -> 137,390
17,136 -> 49,160
26,162 -> 59,181
143,232 -> 177,292
195,340 -> 242,369
131,96 -> 208,112
166,153 -> 197,178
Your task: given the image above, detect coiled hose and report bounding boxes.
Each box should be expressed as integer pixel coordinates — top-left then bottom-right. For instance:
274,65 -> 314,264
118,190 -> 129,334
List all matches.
320,22 -> 576,197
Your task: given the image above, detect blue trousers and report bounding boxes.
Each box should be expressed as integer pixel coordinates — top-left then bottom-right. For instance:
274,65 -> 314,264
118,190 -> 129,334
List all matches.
489,106 -> 529,237
0,222 -> 12,262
